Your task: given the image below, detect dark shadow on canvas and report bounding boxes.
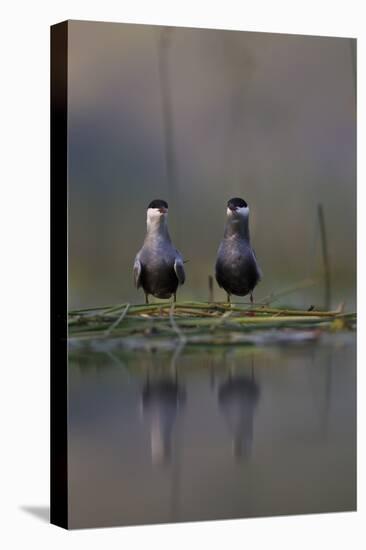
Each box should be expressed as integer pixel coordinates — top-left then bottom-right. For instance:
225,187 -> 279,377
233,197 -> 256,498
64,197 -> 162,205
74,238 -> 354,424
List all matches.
20,506 -> 50,523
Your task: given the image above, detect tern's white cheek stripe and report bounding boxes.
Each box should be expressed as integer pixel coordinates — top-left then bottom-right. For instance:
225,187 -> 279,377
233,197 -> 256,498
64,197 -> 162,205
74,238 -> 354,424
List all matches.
226,206 -> 250,217
147,208 -> 168,221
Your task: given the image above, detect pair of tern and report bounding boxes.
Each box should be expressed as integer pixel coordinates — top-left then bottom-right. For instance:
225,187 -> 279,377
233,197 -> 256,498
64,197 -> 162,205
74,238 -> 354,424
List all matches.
133,198 -> 261,304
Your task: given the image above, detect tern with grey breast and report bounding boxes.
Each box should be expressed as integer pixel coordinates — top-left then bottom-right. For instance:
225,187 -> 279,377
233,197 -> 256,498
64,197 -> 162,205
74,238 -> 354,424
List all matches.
215,197 -> 262,304
133,200 -> 186,304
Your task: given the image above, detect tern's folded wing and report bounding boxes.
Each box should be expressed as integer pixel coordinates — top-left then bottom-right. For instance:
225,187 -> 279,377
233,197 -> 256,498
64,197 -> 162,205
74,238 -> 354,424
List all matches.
174,258 -> 185,285
133,257 -> 142,288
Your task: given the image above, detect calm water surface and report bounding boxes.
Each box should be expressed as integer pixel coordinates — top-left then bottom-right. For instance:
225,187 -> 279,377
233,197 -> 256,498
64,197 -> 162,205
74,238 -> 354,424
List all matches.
68,334 -> 356,528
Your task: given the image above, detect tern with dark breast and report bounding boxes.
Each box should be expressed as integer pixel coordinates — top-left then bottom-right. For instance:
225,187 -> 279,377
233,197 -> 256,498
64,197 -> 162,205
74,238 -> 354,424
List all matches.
133,200 -> 185,304
215,197 -> 262,304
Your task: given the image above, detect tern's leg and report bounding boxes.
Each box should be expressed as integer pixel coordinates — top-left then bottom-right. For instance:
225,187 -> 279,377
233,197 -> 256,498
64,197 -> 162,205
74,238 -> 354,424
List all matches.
250,292 -> 254,304
145,293 -> 149,305
227,293 -> 231,305
173,293 -> 177,303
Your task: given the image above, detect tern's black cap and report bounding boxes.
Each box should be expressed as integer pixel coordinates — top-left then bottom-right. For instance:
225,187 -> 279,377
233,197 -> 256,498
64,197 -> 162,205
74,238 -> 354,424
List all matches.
148,199 -> 168,209
227,197 -> 248,209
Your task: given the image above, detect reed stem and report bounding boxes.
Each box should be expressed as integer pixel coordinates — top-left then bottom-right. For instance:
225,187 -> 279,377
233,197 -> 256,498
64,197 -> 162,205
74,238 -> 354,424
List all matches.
318,204 -> 332,310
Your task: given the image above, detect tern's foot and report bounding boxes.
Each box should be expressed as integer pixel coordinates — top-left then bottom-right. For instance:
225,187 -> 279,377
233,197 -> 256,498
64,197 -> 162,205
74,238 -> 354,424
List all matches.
247,292 -> 256,315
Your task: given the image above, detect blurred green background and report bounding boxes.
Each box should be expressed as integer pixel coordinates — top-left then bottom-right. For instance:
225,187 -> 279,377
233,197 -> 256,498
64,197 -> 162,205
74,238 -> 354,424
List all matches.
67,21 -> 356,310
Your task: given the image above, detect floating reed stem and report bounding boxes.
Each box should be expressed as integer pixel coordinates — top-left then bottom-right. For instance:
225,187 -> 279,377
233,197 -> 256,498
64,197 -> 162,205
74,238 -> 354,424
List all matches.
68,299 -> 356,343
105,304 -> 130,336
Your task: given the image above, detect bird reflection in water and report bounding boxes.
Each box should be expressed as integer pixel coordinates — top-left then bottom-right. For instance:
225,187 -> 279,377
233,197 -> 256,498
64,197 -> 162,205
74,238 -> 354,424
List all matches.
141,345 -> 186,466
218,358 -> 260,461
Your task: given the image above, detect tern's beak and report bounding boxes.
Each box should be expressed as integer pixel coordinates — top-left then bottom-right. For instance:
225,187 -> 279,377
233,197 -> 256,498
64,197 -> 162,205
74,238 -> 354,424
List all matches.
228,205 -> 238,212
159,207 -> 168,214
